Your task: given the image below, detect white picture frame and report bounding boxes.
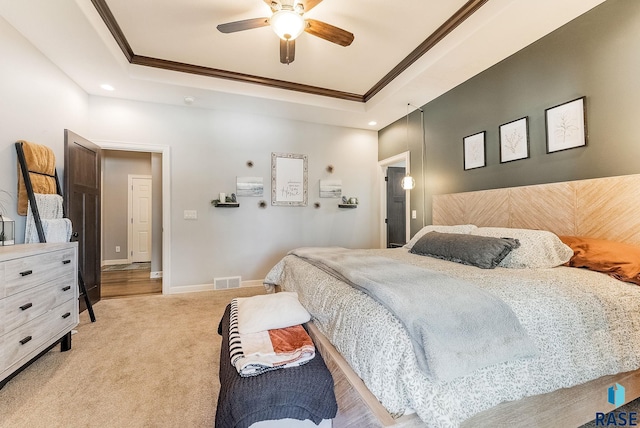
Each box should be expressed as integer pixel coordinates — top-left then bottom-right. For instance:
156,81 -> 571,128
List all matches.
271,153 -> 308,206
499,116 -> 530,163
545,96 -> 587,153
463,131 -> 486,170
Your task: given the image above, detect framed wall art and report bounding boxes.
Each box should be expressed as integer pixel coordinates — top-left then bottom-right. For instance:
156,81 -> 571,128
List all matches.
463,131 -> 486,170
271,152 -> 308,206
319,179 -> 342,198
499,116 -> 530,163
236,176 -> 264,197
545,96 -> 587,153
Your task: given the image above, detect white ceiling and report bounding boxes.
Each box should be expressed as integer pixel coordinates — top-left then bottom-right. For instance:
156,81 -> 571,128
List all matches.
0,0 -> 606,130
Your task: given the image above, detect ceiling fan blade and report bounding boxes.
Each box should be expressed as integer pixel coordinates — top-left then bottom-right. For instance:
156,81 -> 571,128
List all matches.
280,38 -> 296,64
299,0 -> 323,13
305,19 -> 354,47
217,17 -> 270,34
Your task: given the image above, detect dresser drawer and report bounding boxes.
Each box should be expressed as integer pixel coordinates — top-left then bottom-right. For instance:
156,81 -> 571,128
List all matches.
0,274 -> 76,335
3,248 -> 75,297
3,299 -> 77,372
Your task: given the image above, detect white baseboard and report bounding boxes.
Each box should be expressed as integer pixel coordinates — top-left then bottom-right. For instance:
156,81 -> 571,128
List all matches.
165,279 -> 264,295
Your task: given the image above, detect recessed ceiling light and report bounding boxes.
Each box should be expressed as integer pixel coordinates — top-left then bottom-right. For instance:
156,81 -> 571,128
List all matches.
100,84 -> 115,91
368,121 -> 377,126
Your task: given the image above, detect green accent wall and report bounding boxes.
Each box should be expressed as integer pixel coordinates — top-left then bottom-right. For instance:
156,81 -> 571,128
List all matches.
379,0 -> 640,237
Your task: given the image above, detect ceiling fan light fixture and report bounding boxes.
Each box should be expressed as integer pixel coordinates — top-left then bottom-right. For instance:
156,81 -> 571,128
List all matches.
270,9 -> 305,40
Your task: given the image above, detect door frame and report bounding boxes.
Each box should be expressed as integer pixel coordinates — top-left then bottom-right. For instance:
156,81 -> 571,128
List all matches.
128,174 -> 152,263
95,140 -> 171,295
378,151 -> 411,249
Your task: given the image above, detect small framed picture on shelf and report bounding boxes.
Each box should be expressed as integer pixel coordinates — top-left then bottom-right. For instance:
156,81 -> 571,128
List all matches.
236,176 -> 264,197
319,179 -> 342,198
545,96 -> 587,153
463,131 -> 486,170
499,116 -> 530,163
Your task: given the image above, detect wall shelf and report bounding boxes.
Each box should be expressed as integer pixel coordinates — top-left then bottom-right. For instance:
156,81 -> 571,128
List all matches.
338,204 -> 357,209
214,202 -> 239,208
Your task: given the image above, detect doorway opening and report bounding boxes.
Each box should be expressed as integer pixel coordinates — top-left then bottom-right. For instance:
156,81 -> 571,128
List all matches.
96,141 -> 171,298
378,152 -> 411,249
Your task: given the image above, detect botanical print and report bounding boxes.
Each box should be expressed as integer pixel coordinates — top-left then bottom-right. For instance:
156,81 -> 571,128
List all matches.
546,97 -> 587,153
500,117 -> 529,163
463,131 -> 486,170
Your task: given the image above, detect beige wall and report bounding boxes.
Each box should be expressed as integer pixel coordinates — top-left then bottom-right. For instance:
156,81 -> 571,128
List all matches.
88,97 -> 380,288
0,14 -> 379,291
0,15 -> 88,237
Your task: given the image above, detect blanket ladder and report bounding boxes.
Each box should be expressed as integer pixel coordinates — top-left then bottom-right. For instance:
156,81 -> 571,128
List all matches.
15,141 -> 96,322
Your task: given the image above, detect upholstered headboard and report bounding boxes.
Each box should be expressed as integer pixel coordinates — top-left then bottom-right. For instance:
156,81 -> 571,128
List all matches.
432,174 -> 640,246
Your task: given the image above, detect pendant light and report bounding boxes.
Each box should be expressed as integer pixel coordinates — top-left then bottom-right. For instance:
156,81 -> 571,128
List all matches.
402,103 -> 416,190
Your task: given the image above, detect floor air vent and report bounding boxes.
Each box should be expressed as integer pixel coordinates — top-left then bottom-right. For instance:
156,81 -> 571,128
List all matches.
214,276 -> 241,290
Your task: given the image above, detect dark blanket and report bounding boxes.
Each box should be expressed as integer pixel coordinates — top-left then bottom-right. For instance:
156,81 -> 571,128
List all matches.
215,305 -> 337,428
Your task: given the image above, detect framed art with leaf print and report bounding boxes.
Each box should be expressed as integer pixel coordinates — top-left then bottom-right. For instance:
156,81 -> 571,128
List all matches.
463,131 -> 486,170
499,116 -> 530,163
545,96 -> 587,153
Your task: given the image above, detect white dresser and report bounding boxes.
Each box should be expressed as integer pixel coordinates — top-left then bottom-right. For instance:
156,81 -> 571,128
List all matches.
0,242 -> 79,388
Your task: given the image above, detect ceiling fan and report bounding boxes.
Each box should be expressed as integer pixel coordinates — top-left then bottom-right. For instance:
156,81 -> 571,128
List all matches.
216,0 -> 354,65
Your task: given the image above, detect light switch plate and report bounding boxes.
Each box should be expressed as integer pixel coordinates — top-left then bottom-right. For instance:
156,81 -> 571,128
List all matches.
184,210 -> 197,220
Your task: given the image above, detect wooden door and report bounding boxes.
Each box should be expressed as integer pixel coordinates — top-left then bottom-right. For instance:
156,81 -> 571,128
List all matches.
386,167 -> 406,247
129,175 -> 152,263
64,130 -> 101,309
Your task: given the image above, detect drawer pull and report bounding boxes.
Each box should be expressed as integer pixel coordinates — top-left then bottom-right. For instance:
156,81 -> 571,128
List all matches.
20,270 -> 33,277
63,259 -> 71,265
62,312 -> 71,319
62,286 -> 71,292
20,302 -> 33,311
20,336 -> 33,345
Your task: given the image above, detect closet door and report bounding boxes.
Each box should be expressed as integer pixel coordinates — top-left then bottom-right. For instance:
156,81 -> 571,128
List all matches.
386,166 -> 407,247
64,129 -> 102,309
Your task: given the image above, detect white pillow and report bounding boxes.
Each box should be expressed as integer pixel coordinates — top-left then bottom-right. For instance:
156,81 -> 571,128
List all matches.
404,224 -> 478,250
471,227 -> 573,269
236,292 -> 310,334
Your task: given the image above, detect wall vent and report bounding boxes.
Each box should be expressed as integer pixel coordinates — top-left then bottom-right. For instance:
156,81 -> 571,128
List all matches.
214,276 -> 241,290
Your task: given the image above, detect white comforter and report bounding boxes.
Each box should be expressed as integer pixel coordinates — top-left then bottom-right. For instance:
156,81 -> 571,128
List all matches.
264,248 -> 640,427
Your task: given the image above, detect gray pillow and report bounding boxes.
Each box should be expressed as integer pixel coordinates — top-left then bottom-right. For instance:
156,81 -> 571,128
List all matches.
410,231 -> 520,269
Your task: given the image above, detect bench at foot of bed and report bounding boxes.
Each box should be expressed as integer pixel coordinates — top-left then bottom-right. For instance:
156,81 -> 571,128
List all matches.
216,304 -> 338,428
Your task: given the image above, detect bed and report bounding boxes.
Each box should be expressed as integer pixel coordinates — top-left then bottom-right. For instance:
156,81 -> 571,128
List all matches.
263,174 -> 640,428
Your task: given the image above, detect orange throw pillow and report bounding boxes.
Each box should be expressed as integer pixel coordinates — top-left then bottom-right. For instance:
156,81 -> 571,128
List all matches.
559,236 -> 640,285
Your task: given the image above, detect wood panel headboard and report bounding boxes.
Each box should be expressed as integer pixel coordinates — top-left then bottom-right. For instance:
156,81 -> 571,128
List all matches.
432,174 -> 640,246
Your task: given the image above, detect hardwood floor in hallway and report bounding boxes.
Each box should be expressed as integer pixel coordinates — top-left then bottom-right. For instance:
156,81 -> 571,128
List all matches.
101,268 -> 162,299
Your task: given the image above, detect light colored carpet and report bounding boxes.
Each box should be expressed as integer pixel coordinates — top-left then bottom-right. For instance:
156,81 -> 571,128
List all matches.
3,286 -> 638,428
0,287 -> 265,428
